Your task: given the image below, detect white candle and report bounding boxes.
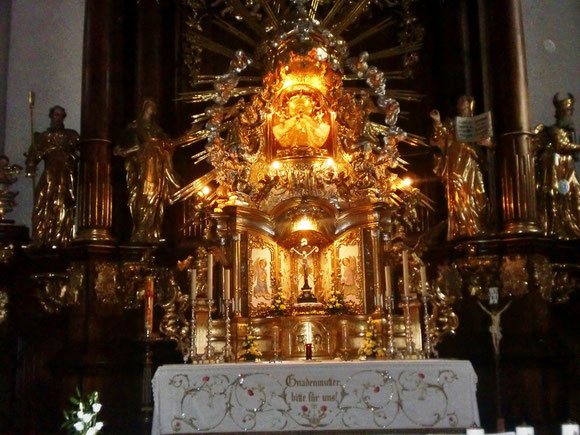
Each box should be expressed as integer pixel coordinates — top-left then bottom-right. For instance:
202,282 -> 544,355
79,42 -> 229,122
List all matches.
384,265 -> 392,299
562,423 -> 579,435
516,425 -> 534,435
420,264 -> 427,297
190,268 -> 197,300
207,252 -> 214,300
402,250 -> 410,297
465,428 -> 484,435
224,269 -> 231,300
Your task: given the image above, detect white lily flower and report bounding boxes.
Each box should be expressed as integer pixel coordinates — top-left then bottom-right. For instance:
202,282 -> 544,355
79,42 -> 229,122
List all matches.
92,403 -> 102,413
73,421 -> 84,431
87,428 -> 96,435
95,421 -> 104,431
82,413 -> 93,423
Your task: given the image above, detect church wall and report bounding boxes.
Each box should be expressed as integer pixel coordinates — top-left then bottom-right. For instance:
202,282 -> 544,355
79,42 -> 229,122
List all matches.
522,0 -> 580,127
0,0 -> 12,155
3,0 -> 85,227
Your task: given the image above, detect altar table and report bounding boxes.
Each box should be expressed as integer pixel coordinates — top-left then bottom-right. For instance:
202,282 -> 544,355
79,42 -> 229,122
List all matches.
152,359 -> 480,434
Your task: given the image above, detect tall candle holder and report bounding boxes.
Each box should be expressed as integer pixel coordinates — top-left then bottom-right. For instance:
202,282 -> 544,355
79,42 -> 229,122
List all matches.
421,289 -> 433,358
188,268 -> 201,363
222,299 -> 234,362
188,295 -> 200,363
385,295 -> 397,358
338,318 -> 350,360
402,295 -> 416,357
270,325 -> 280,362
202,299 -> 216,363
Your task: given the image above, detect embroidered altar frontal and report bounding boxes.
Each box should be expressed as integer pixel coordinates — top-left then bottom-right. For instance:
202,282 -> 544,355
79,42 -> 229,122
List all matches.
152,360 -> 480,433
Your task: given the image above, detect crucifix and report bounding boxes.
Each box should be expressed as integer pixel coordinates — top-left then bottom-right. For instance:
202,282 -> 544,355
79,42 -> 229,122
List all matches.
290,238 -> 319,303
477,295 -> 512,433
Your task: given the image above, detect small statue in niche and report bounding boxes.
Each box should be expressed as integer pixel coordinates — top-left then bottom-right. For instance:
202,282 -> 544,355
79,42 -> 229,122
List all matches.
114,99 -> 180,243
25,105 -> 79,247
535,93 -> 580,238
429,95 -> 490,240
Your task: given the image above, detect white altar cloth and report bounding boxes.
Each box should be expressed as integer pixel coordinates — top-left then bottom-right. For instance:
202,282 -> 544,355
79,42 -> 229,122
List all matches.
152,359 -> 479,434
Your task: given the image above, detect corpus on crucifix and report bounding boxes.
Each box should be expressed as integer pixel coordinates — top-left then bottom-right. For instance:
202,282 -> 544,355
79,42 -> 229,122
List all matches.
291,238 -> 319,303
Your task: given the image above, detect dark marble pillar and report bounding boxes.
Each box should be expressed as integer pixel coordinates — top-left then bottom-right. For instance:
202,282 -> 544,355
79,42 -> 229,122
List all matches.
486,0 -> 540,234
76,0 -> 115,242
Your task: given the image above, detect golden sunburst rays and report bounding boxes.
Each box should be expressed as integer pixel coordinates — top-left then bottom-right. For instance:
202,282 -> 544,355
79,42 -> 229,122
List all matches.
176,0 -> 426,201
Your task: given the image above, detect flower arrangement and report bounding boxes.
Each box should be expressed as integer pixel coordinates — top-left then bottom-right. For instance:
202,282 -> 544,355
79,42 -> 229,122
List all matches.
239,329 -> 262,362
325,288 -> 347,314
269,292 -> 289,316
62,388 -> 104,434
358,318 -> 384,360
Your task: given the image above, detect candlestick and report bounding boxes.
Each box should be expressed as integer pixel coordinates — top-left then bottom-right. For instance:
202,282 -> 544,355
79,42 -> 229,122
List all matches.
385,295 -> 396,358
338,319 -> 349,361
515,425 -> 534,435
189,269 -> 199,363
420,266 -> 432,358
402,295 -> 415,357
305,343 -> 313,360
271,325 -> 280,362
207,253 -> 214,299
144,276 -> 154,338
28,91 -> 35,106
224,269 -> 231,300
402,250 -> 409,297
222,299 -> 233,362
562,423 -> 579,435
203,299 -> 216,362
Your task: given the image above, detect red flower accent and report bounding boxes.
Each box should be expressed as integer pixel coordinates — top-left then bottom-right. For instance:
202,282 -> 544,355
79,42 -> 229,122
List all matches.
418,373 -> 425,379
202,376 -> 210,382
320,405 -> 327,413
248,389 -> 254,396
301,405 -> 308,413
374,386 -> 380,393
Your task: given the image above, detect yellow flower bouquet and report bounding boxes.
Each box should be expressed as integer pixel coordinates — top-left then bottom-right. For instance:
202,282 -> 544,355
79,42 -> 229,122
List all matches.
269,292 -> 289,316
239,331 -> 262,362
325,289 -> 348,315
358,318 -> 384,360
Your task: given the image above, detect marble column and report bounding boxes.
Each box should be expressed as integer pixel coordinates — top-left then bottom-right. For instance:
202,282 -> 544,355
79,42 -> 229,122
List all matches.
76,0 -> 115,242
486,0 -> 540,234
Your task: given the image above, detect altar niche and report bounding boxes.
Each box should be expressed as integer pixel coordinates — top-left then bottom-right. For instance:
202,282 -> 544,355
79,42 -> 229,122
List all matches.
246,229 -> 365,318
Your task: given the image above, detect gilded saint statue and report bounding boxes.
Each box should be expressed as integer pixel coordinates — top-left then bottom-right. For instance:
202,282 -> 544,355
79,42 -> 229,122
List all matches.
114,99 -> 180,243
429,96 -> 490,240
25,106 -> 79,247
535,93 -> 580,238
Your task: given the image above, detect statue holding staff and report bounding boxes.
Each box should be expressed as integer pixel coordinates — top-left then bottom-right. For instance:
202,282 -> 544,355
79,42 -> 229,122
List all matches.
25,105 -> 79,248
